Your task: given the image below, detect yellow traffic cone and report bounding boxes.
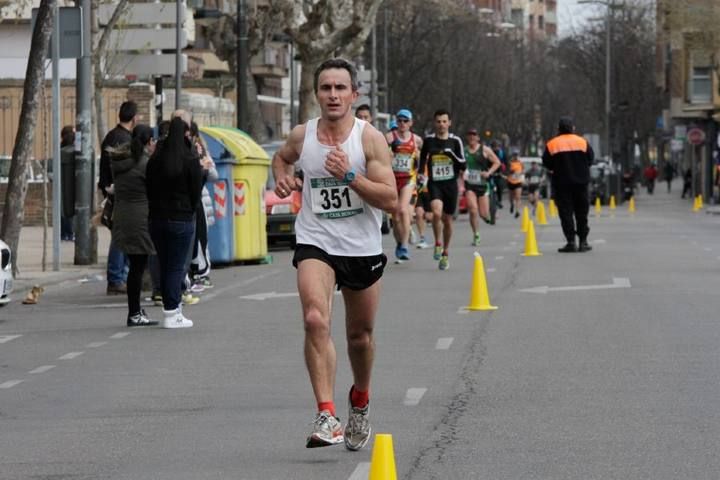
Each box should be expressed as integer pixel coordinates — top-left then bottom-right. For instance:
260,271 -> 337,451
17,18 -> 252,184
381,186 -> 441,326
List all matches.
536,201 -> 548,225
609,195 -> 616,210
693,195 -> 700,212
628,196 -> 636,213
698,194 -> 704,209
369,434 -> 397,480
521,206 -> 530,232
466,253 -> 498,311
549,199 -> 558,218
522,220 -> 542,257
594,197 -> 602,216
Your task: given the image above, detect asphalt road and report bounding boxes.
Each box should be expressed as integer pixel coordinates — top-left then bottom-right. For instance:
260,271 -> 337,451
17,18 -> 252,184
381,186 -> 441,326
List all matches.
1,183 -> 719,480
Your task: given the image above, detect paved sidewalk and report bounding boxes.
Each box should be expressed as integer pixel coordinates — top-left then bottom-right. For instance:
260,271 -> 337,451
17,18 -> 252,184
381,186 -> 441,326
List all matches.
13,226 -> 111,291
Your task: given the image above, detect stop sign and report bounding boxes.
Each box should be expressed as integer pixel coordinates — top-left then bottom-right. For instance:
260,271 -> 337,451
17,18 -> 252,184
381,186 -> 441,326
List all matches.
687,127 -> 706,145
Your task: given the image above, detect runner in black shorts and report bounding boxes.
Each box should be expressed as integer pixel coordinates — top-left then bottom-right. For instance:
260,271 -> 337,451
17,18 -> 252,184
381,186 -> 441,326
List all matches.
417,109 -> 466,271
464,129 -> 501,246
414,176 -> 432,249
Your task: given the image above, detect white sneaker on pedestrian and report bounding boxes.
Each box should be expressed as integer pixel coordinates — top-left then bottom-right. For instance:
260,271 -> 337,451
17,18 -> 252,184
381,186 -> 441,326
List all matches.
162,308 -> 193,329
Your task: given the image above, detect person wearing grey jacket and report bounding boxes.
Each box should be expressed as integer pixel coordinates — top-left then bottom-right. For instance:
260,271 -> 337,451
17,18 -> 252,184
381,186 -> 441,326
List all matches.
110,125 -> 158,327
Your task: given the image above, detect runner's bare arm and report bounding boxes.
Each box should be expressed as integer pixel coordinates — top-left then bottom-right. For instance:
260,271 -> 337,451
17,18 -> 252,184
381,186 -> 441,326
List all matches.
414,134 -> 423,155
356,127 -> 398,211
483,145 -> 501,177
272,125 -> 305,198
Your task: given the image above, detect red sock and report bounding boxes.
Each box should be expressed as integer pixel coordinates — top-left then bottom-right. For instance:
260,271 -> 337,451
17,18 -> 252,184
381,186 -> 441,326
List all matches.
435,241 -> 442,247
318,401 -> 336,416
350,386 -> 369,408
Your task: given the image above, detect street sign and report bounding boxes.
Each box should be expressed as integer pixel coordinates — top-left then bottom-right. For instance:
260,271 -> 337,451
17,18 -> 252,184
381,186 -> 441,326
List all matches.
98,2 -> 186,25
671,139 -> 684,152
687,127 -> 706,146
114,54 -> 188,77
674,125 -> 687,140
31,6 -> 83,59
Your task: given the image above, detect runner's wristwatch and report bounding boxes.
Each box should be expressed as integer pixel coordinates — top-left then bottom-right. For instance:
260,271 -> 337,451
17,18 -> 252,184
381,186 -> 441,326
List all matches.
343,168 -> 356,183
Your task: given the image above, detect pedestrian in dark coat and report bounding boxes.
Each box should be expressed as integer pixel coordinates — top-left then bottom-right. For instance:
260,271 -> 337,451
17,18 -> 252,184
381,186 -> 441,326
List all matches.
110,124 -> 158,327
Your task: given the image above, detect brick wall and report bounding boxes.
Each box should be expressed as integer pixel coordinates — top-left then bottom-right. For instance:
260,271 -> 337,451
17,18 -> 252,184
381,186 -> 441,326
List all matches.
0,182 -> 55,226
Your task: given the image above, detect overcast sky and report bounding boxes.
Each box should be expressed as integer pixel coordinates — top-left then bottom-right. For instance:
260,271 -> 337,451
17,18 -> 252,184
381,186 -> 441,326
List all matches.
558,0 -> 604,37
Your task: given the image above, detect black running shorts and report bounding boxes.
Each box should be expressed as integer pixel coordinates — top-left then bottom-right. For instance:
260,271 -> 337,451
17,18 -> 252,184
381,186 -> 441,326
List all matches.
428,180 -> 459,216
293,244 -> 387,291
416,190 -> 431,211
464,183 -> 489,197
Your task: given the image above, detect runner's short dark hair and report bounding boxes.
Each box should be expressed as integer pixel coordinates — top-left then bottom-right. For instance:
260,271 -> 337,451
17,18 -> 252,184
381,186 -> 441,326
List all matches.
434,109 -> 451,119
119,101 -> 138,123
314,58 -> 358,93
355,103 -> 371,113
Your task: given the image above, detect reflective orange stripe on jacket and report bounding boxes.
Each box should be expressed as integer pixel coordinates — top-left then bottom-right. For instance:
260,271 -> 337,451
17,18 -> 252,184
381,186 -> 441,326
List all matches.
546,134 -> 588,155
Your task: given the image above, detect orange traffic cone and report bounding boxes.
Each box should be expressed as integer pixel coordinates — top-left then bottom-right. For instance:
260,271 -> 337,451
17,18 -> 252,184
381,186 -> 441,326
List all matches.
522,220 -> 542,257
369,434 -> 397,480
466,253 -> 498,311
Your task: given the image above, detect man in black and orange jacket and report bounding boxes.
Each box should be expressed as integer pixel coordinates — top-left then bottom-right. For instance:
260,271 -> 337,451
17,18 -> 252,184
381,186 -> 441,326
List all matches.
542,117 -> 594,252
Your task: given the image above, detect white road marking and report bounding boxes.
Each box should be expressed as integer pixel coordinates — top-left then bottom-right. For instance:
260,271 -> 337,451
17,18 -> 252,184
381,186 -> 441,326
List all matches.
0,334 -> 22,344
348,462 -> 370,480
495,256 -> 504,261
202,271 -> 281,301
591,239 -> 607,244
241,290 -> 341,301
704,248 -> 712,252
520,277 -> 631,294
29,365 -> 56,374
456,307 -> 469,315
487,268 -> 496,273
58,352 -> 84,360
110,332 -> 130,339
435,337 -> 454,350
502,246 -> 511,251
86,342 -> 107,348
0,380 -> 24,389
404,388 -> 427,406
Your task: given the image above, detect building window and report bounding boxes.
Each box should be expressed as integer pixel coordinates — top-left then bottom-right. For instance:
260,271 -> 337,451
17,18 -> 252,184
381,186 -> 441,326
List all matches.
538,15 -> 544,29
690,66 -> 712,104
529,14 -> 534,27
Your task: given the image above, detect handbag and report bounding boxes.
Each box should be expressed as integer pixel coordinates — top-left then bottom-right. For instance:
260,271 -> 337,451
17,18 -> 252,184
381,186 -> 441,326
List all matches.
100,196 -> 114,230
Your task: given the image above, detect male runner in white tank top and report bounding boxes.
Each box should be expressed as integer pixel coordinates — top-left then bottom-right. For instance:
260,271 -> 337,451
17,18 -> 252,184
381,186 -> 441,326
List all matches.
272,58 -> 397,451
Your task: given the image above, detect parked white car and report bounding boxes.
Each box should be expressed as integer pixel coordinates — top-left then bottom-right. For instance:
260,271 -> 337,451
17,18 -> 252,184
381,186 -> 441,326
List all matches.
0,239 -> 12,305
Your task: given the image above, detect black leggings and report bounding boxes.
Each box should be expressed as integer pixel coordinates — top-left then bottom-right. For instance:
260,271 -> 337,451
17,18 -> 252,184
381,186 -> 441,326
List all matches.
127,254 -> 148,316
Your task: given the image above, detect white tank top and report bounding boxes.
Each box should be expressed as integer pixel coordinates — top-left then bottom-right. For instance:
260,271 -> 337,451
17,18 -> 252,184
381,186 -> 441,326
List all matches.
295,117 -> 382,256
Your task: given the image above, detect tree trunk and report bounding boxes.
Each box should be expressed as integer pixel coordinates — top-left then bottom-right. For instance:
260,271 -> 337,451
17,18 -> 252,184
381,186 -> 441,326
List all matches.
298,56 -> 321,124
0,0 -> 56,277
244,64 -> 268,143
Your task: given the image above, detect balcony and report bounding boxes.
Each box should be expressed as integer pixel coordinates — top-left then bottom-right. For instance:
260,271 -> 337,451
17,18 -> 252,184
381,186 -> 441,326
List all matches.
250,44 -> 288,78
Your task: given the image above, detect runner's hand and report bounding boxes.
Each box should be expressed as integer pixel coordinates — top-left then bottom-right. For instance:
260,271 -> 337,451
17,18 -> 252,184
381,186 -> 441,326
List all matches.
275,176 -> 301,198
417,174 -> 427,188
325,145 -> 351,181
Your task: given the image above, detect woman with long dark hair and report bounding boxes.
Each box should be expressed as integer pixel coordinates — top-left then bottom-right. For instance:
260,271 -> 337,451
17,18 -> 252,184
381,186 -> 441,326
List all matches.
146,116 -> 203,328
110,124 -> 158,327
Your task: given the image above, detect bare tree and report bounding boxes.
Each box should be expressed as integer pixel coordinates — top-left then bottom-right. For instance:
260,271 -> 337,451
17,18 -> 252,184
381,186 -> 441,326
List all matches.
0,0 -> 56,276
276,0 -> 385,122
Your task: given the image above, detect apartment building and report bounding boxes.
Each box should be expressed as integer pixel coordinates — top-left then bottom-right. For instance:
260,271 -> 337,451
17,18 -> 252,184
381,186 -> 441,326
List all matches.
510,0 -> 557,41
655,0 -> 719,200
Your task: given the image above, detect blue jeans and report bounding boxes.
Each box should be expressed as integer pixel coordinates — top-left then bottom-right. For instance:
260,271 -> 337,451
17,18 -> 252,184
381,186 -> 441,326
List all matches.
150,219 -> 195,311
107,236 -> 129,285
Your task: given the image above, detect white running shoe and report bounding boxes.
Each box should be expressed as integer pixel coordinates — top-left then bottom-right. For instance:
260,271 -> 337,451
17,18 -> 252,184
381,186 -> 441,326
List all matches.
344,393 -> 371,451
306,411 -> 344,448
162,308 -> 193,329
